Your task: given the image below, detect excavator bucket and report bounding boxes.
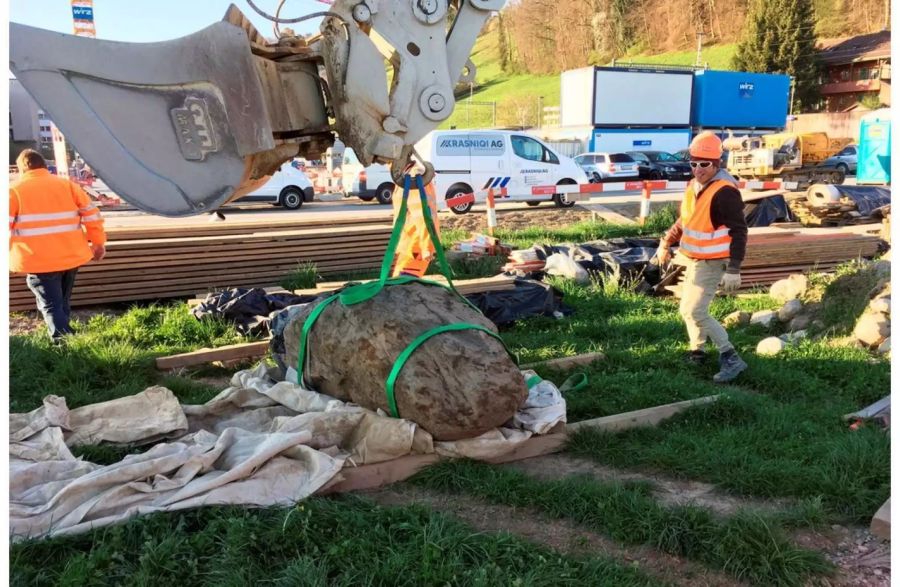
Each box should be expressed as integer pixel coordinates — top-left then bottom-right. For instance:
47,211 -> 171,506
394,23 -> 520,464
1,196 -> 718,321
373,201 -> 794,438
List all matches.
10,21 -> 289,216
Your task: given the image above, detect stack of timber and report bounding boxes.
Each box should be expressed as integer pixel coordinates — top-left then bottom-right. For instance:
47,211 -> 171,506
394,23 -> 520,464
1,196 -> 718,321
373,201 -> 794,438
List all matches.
739,228 -> 882,287
9,217 -> 393,312
669,227 -> 883,293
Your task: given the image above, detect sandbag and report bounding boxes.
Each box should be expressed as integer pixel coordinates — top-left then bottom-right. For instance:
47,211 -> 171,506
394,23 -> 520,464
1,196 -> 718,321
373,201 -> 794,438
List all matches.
277,281 -> 528,441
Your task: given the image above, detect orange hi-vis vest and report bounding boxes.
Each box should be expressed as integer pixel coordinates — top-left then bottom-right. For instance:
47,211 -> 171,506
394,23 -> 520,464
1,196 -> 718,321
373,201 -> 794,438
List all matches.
9,169 -> 107,274
392,179 -> 439,278
678,179 -> 733,260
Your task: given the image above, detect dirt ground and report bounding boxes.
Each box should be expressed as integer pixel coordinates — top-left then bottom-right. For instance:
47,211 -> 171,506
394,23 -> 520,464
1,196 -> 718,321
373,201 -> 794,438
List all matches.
366,453 -> 890,587
439,206 -> 596,234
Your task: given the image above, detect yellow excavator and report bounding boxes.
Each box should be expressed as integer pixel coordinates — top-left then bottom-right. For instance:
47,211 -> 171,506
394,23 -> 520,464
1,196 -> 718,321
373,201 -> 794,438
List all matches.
10,1 -> 503,217
724,132 -> 853,186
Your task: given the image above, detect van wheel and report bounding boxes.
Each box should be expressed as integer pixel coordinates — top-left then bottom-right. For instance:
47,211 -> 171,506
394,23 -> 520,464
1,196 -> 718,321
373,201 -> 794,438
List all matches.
446,186 -> 473,214
375,183 -> 395,205
553,179 -> 577,208
526,201 -> 541,207
279,187 -> 303,210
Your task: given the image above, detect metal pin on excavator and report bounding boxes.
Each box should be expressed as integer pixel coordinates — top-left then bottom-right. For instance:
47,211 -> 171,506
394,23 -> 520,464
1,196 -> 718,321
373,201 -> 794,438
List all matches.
9,0 -> 503,217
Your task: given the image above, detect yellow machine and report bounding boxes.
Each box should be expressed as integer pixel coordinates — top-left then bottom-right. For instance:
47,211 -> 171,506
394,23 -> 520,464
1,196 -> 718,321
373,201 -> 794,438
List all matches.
725,132 -> 853,185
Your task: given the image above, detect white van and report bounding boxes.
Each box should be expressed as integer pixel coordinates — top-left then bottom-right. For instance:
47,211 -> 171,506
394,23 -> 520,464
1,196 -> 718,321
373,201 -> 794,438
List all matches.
236,160 -> 315,209
415,130 -> 589,214
341,148 -> 397,205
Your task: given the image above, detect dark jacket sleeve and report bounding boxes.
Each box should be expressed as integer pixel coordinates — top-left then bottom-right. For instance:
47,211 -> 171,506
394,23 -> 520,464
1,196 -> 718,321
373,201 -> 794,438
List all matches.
709,186 -> 748,273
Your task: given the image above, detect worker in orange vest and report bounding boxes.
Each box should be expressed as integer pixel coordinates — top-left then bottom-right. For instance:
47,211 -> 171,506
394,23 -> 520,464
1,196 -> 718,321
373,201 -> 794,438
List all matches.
9,149 -> 107,343
392,166 -> 439,278
656,132 -> 749,383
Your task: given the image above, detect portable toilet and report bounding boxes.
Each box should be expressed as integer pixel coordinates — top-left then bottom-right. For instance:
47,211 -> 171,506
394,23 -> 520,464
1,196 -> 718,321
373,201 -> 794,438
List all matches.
857,109 -> 891,185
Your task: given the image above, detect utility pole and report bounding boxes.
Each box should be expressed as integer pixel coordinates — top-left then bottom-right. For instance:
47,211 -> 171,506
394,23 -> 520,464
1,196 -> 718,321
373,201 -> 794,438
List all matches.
695,31 -> 704,67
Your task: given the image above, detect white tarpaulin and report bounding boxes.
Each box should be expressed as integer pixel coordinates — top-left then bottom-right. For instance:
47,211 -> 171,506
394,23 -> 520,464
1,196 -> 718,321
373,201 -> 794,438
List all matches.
10,364 -> 566,540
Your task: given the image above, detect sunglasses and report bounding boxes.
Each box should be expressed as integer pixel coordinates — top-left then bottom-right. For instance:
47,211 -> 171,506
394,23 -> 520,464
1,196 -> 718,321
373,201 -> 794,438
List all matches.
689,160 -> 715,169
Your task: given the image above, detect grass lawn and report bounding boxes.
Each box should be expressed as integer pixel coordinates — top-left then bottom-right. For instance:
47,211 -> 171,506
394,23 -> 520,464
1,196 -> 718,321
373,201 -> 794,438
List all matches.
9,209 -> 889,585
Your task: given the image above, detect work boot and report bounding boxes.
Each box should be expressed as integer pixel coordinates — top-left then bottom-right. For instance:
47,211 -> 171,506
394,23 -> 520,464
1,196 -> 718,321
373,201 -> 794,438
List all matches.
713,349 -> 748,383
685,350 -> 707,365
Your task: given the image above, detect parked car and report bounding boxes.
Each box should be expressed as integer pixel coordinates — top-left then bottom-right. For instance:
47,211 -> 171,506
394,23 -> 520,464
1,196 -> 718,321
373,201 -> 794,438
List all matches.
341,147 -> 396,205
573,152 -> 639,183
236,160 -> 315,209
626,150 -> 693,180
820,144 -> 858,175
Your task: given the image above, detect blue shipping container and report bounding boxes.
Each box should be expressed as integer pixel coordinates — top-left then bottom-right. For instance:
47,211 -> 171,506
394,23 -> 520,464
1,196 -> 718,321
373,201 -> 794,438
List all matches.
857,114 -> 891,185
691,70 -> 790,128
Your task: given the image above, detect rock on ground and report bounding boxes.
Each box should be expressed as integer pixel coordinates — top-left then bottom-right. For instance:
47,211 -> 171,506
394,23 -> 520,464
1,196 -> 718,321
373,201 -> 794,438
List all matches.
750,310 -> 777,328
723,311 -> 751,328
757,336 -> 787,355
778,299 -> 804,322
281,282 -> 527,441
770,274 -> 809,303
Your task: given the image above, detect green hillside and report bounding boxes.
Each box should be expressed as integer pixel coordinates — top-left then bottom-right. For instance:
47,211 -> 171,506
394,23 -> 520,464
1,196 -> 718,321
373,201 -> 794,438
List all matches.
444,28 -> 737,130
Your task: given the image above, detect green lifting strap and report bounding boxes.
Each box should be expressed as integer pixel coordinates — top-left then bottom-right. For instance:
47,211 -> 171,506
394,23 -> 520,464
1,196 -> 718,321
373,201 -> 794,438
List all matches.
384,322 -> 507,418
294,174 -> 511,395
341,174 -> 465,306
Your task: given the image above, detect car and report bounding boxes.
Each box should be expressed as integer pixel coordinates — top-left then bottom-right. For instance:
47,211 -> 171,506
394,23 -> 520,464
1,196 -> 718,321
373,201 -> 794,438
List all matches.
820,144 -> 858,175
573,152 -> 639,183
341,148 -> 396,205
626,150 -> 693,180
236,160 -> 315,209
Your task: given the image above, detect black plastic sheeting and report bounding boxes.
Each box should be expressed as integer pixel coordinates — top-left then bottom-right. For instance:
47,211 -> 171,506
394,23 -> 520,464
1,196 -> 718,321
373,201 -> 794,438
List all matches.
194,279 -> 572,333
466,279 -> 572,327
830,185 -> 891,216
744,194 -> 794,227
192,288 -> 318,336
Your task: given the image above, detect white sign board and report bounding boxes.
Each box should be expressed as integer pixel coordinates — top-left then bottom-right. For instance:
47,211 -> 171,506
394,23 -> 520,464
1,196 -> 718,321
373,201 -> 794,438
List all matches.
593,69 -> 693,126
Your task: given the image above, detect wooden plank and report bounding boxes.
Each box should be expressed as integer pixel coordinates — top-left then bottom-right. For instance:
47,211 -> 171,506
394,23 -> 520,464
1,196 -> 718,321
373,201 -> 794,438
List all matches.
317,396 -> 716,495
567,395 -> 720,433
317,454 -> 440,495
155,341 -> 271,370
522,351 -> 606,370
577,203 -> 637,225
870,498 -> 890,541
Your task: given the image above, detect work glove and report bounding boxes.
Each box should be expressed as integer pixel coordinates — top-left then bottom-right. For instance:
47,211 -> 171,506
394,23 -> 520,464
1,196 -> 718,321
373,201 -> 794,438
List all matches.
719,272 -> 741,294
655,243 -> 671,266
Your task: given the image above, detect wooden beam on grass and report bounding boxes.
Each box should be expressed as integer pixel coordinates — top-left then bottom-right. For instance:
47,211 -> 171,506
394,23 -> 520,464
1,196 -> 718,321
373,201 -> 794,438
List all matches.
577,203 -> 637,225
522,352 -> 606,371
155,341 -> 270,370
567,394 -> 720,433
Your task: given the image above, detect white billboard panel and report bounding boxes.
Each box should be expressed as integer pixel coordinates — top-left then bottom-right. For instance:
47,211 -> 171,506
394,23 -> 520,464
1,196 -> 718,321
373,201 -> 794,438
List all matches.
593,69 -> 693,126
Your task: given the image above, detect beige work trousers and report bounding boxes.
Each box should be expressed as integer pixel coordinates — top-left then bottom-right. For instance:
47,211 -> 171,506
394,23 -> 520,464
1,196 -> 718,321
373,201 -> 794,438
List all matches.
679,257 -> 734,353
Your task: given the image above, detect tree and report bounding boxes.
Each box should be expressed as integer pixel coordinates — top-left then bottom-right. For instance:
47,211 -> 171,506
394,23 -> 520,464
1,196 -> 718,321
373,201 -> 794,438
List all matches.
732,0 -> 821,111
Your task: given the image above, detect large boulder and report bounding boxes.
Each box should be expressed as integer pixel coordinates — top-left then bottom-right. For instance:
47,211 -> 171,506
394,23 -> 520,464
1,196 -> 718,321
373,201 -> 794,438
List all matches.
278,282 -> 527,441
770,274 -> 809,303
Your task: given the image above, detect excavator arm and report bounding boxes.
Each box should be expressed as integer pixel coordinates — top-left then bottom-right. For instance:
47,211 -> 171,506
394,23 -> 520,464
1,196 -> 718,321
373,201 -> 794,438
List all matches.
9,1 -> 503,217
